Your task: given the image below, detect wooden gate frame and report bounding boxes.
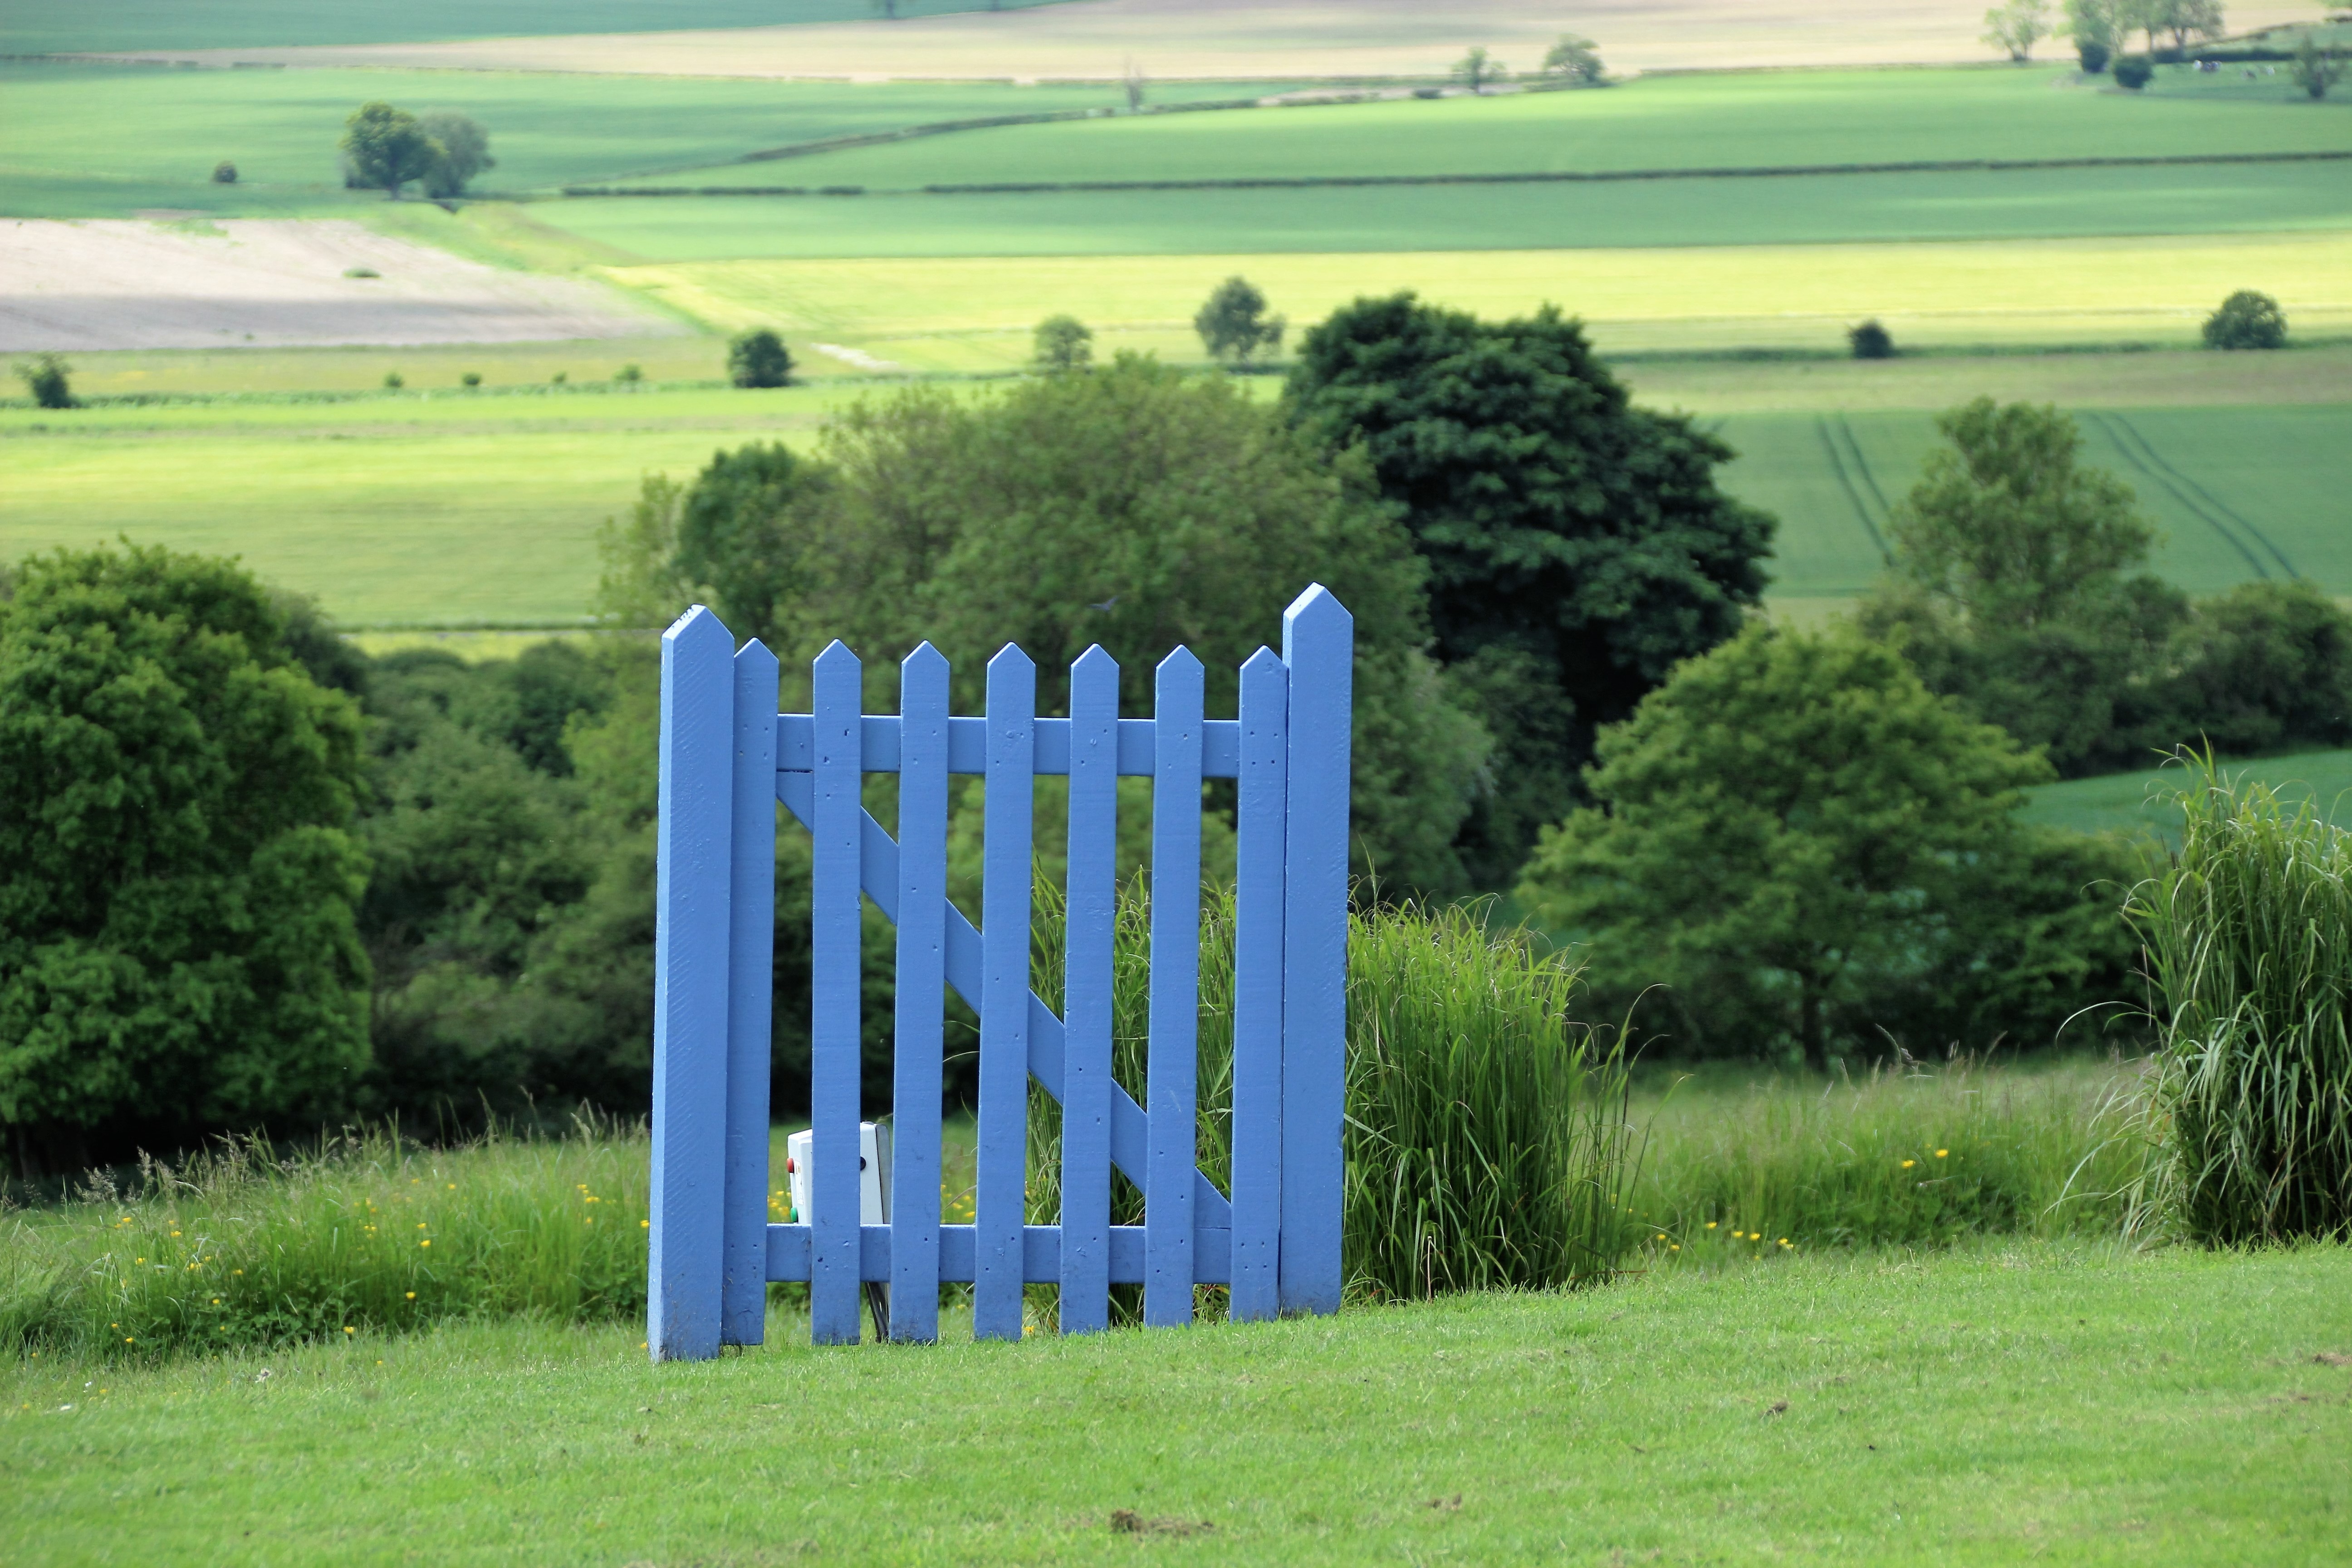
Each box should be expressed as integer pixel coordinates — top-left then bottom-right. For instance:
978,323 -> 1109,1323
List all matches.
647,586 -> 1352,1355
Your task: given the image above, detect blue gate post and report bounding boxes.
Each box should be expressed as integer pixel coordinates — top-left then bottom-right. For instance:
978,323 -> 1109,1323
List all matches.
721,638 -> 780,1346
974,646 -> 1036,1342
808,641 -> 864,1345
1279,585 -> 1353,1317
649,606 -> 735,1361
1145,649 -> 1204,1327
1228,647 -> 1288,1322
1058,646 -> 1120,1335
889,643 -> 951,1343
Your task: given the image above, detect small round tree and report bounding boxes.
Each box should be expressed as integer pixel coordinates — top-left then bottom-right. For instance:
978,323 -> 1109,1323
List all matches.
15,354 -> 73,410
2076,38 -> 2111,72
1848,319 -> 1896,359
2112,54 -> 2154,88
1032,314 -> 1093,372
728,329 -> 794,389
2203,290 -> 2288,350
212,160 -> 238,184
1194,276 -> 1286,365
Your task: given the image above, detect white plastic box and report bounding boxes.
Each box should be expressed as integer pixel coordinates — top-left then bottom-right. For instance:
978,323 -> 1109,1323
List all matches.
784,1122 -> 892,1226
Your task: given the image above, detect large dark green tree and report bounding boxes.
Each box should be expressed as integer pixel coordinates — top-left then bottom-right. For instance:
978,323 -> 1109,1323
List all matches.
1284,293 -> 1775,883
0,547 -> 372,1173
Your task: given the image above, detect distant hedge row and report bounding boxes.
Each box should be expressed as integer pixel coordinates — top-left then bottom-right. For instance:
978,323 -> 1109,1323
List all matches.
560,148 -> 2350,200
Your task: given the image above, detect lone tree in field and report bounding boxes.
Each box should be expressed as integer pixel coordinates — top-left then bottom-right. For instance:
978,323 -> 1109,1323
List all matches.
341,102 -> 442,198
1983,0 -> 2053,59
2203,289 -> 2288,349
1195,276 -> 1287,364
1451,47 -> 1505,92
15,354 -> 73,410
1848,319 -> 1896,358
727,329 -> 794,388
0,545 -> 371,1176
1033,314 -> 1094,372
1539,35 -> 1606,82
1284,293 -> 1775,884
2291,36 -> 2344,98
417,111 -> 495,198
212,160 -> 237,184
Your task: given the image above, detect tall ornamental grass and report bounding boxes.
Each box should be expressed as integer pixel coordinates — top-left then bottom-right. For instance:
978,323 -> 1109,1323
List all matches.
1343,902 -> 1638,1299
1627,1055 -> 2142,1263
2125,763 -> 2352,1244
0,1117 -> 646,1362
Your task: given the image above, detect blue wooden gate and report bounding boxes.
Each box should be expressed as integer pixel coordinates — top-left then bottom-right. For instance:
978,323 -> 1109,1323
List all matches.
647,586 -> 1353,1356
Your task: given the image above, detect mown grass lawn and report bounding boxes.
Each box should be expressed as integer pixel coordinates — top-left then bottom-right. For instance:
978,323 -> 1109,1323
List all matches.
5,1242 -> 2347,1565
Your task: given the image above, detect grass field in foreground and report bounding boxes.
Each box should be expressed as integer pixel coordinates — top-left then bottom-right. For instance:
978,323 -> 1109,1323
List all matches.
2025,747 -> 2352,841
598,232 -> 2352,363
0,63 -> 1272,217
623,66 -> 2352,192
6,1244 -> 2349,1564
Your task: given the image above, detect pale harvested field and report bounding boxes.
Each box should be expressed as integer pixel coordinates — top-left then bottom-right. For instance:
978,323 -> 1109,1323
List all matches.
607,230 -> 2352,367
93,0 -> 2320,80
0,220 -> 684,352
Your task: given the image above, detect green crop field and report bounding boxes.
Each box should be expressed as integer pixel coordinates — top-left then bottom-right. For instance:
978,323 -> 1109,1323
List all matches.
543,160 -> 2352,263
598,231 -> 2352,363
0,0 -> 1055,54
2025,747 -> 2352,840
621,67 -> 2352,191
0,62 -> 1286,219
1721,403 -> 2352,601
6,1244 -> 2350,1564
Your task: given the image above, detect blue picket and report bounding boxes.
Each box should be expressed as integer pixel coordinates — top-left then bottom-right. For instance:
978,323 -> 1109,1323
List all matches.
809,640 -> 864,1345
975,645 -> 1036,1342
1279,586 -> 1354,1317
890,643 -> 951,1343
1229,647 -> 1289,1322
1145,648 -> 1204,1328
721,638 -> 780,1347
1058,646 -> 1120,1335
648,607 -> 734,1362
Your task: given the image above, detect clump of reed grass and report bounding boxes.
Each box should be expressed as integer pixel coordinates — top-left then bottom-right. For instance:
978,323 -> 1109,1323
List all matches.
1628,1054 -> 2144,1264
2125,758 -> 2352,1244
1343,901 -> 1638,1299
0,1115 -> 646,1363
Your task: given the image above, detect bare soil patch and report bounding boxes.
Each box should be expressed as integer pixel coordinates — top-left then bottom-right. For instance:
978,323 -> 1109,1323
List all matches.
0,220 -> 683,352
98,0 -> 2317,79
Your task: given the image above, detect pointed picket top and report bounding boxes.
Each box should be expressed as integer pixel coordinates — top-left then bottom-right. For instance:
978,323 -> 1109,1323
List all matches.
989,641 -> 1036,676
734,636 -> 780,678
1071,643 -> 1119,681
665,603 -> 733,654
1240,645 -> 1285,679
902,639 -> 949,680
1282,583 -> 1352,642
1156,644 -> 1203,681
813,638 -> 861,676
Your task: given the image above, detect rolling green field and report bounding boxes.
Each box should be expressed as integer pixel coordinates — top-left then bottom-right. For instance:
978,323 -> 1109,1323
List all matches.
0,0 -> 1056,54
600,231 -> 2352,363
0,62 -> 1281,217
2025,747 -> 2352,840
544,161 -> 2352,262
7,1244 -> 2350,1564
620,66 -> 2352,191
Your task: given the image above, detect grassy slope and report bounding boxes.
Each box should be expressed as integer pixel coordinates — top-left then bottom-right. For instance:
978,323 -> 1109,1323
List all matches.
2025,748 -> 2352,841
0,64 -> 1263,216
0,0 -> 1060,54
544,161 -> 2352,261
625,67 -> 2352,189
6,1245 -> 2350,1564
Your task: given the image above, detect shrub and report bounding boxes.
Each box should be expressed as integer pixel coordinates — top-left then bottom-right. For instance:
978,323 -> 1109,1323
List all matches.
2078,38 -> 2112,71
2126,760 -> 2352,1244
614,363 -> 643,384
460,371 -> 481,387
383,372 -> 403,389
1848,318 -> 1896,358
14,353 -> 72,410
211,160 -> 237,184
2112,54 -> 2155,87
727,328 -> 793,389
2202,289 -> 2287,350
